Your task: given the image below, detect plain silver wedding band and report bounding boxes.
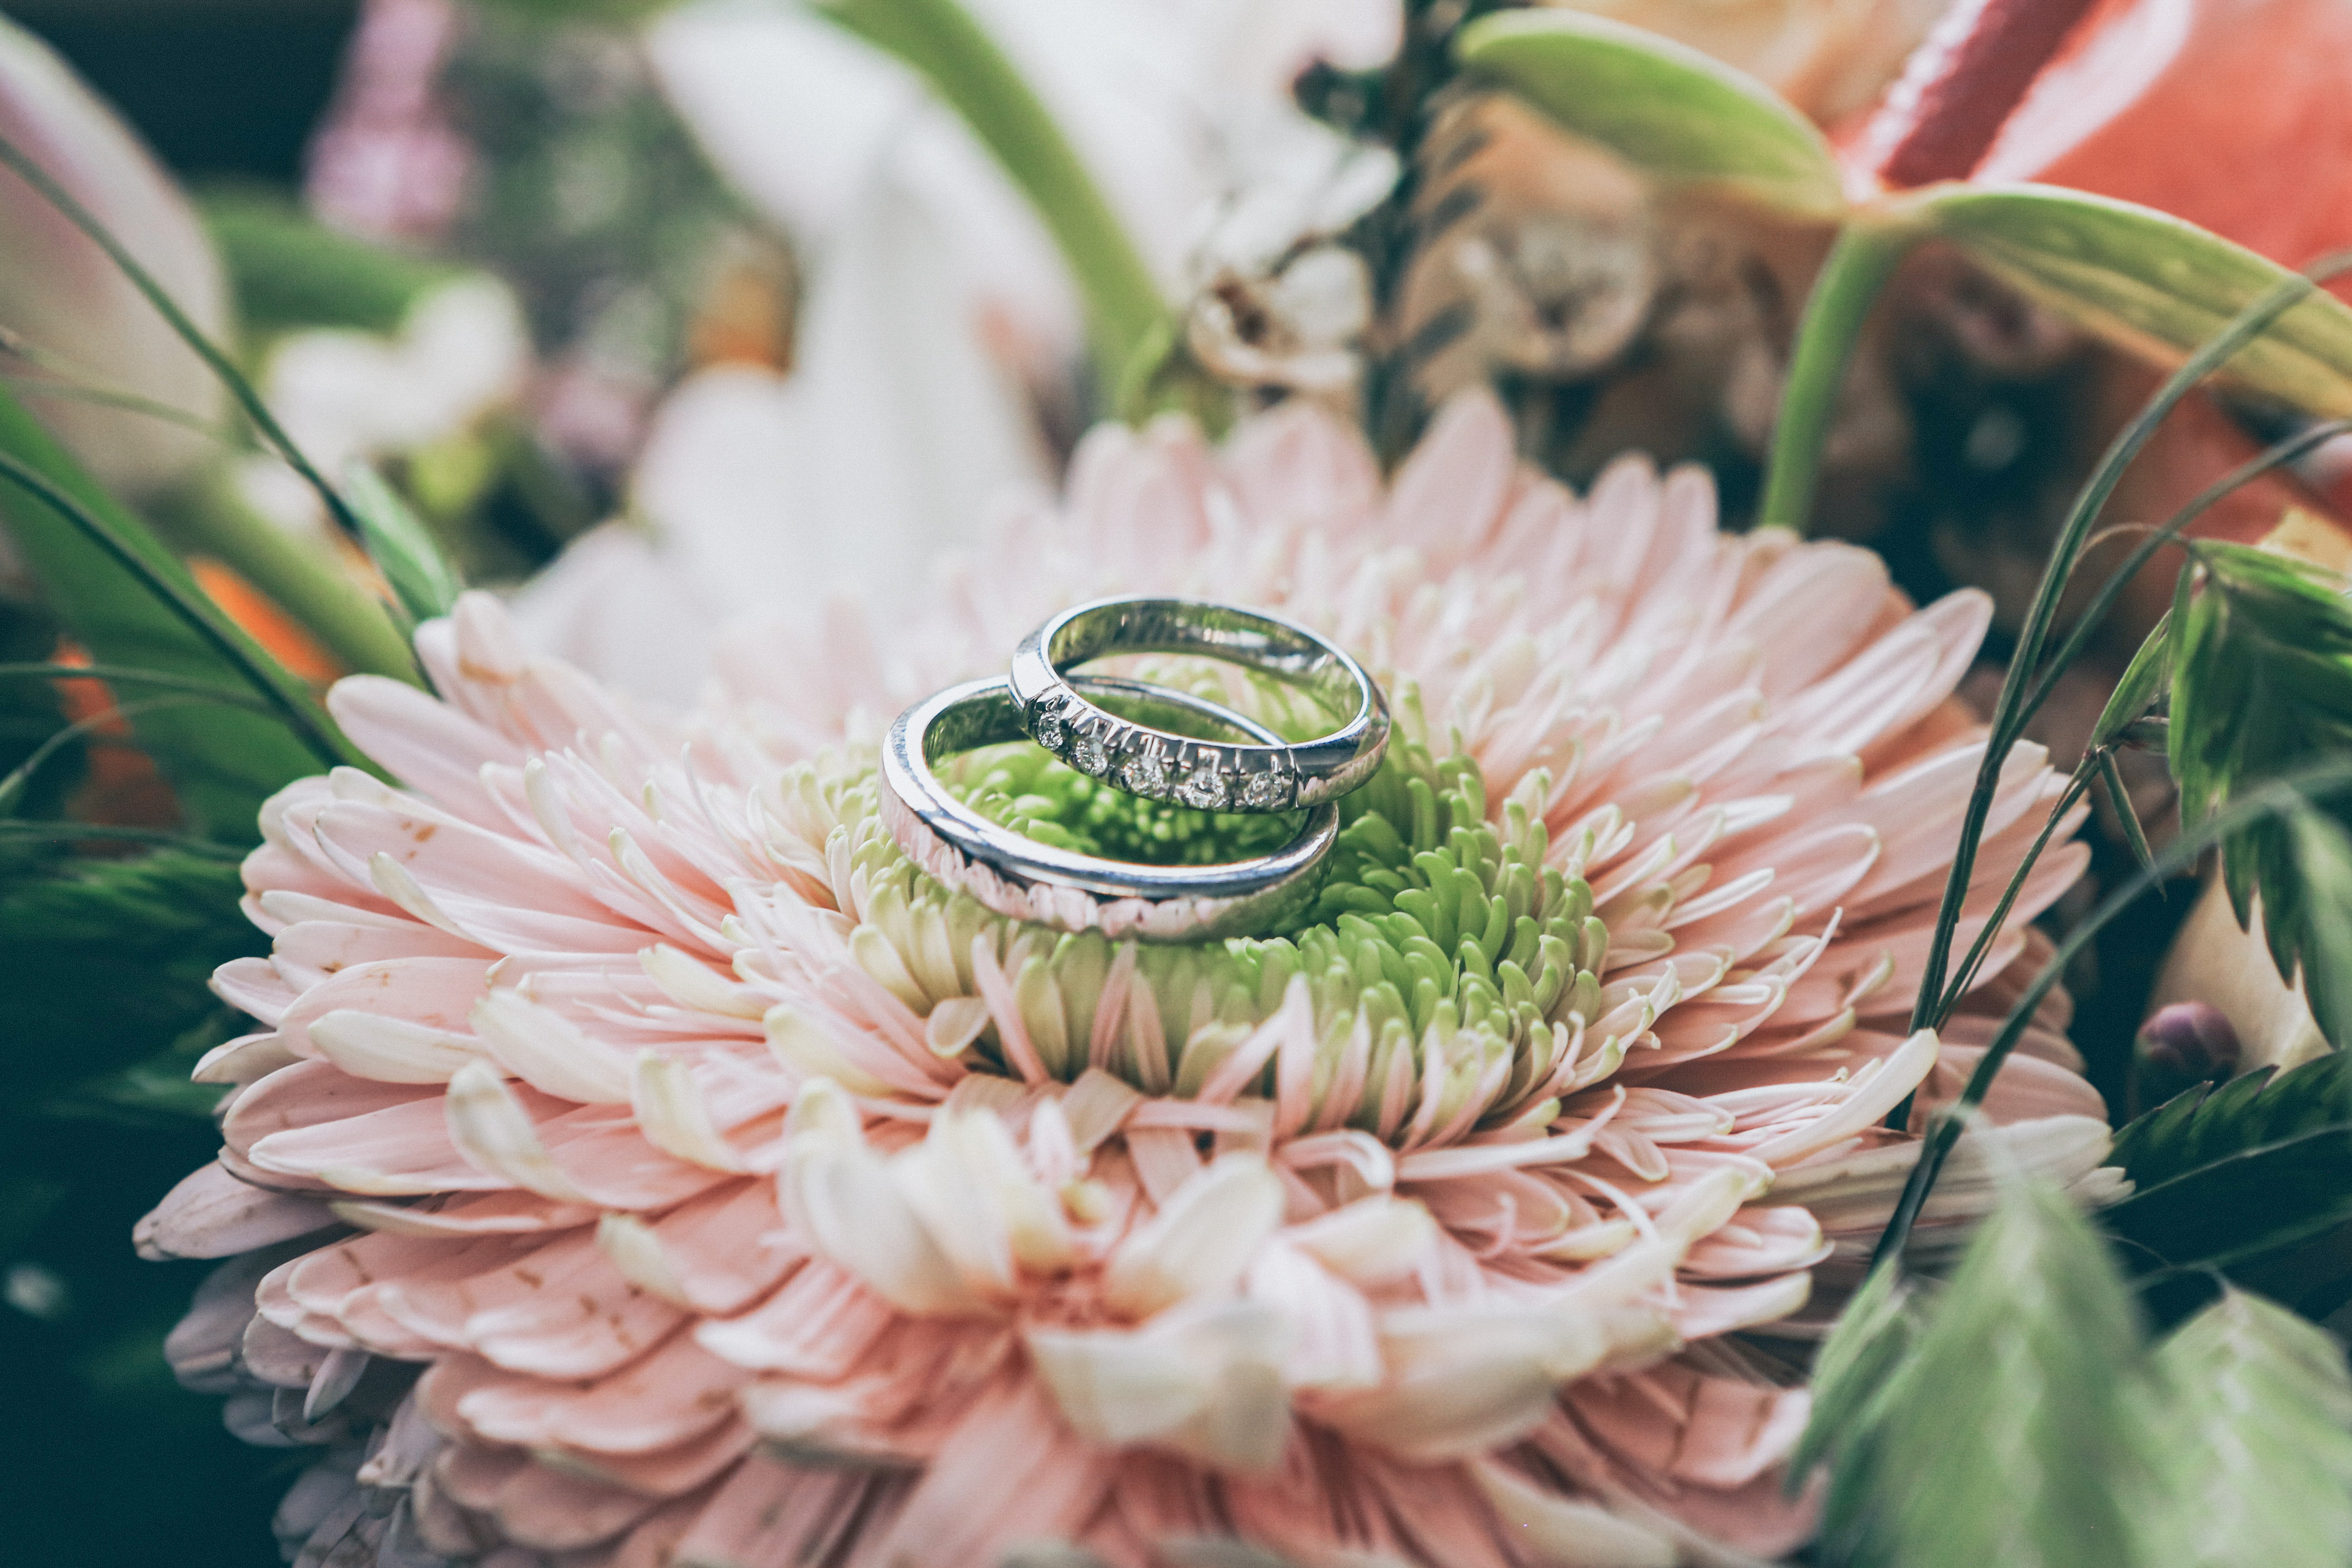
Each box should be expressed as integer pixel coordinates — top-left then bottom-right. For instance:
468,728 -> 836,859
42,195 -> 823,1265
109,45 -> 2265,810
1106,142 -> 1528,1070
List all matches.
1007,596 -> 1390,814
880,675 -> 1337,941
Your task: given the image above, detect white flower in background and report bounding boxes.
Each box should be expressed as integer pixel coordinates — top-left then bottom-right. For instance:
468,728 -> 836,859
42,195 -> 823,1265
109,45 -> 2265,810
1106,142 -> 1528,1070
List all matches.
236,276 -> 530,538
0,14 -> 231,499
1544,0 -> 1955,125
509,0 -> 1399,700
2147,880 -> 2327,1080
1184,139 -> 1396,398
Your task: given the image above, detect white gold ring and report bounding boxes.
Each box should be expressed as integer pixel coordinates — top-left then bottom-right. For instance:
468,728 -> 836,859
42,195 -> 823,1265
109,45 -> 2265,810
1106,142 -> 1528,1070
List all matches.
879,674 -> 1337,941
1007,596 -> 1390,814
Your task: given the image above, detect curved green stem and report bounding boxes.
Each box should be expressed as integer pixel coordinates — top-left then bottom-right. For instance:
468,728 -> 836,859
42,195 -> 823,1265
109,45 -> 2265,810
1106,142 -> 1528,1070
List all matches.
0,820 -> 243,857
0,449 -> 352,773
0,129 -> 363,538
1872,757 -> 2352,1271
155,476 -> 421,683
1759,206 -> 1929,535
0,387 -> 358,835
0,661 -> 277,709
0,693 -> 227,815
824,0 -> 1165,390
2018,420 -> 2352,739
1907,261 -> 2336,1033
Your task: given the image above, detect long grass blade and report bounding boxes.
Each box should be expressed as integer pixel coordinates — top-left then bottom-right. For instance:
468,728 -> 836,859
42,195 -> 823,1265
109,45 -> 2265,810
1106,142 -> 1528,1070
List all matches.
0,129 -> 359,536
2017,412 -> 2352,733
1876,756 -> 2352,1269
0,820 -> 243,858
1930,765 -> 2097,1022
0,693 -> 229,815
1910,254 -> 2352,1031
2098,747 -> 2159,879
0,450 -> 351,769
0,662 -> 275,708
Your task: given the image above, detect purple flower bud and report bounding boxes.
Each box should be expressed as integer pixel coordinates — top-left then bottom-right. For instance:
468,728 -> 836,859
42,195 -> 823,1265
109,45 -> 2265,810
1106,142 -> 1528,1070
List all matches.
2136,1001 -> 2241,1083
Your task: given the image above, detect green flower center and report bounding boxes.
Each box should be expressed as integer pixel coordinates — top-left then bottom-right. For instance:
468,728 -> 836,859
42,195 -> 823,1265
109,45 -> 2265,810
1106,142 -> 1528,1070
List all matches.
800,676 -> 1624,1137
952,746 -> 1304,868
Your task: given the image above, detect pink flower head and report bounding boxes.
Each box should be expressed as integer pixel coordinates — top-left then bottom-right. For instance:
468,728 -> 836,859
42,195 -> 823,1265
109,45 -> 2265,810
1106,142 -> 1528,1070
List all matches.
144,393 -> 2112,1567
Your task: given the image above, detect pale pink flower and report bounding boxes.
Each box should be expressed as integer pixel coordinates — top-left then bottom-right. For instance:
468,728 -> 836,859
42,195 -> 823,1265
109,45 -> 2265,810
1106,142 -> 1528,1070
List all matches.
0,14 -> 230,499
143,392 -> 2112,1567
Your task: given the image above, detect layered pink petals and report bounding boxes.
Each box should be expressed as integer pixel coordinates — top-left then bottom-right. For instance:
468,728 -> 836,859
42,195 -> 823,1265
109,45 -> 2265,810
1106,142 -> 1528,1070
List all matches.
149,392 -> 2109,1568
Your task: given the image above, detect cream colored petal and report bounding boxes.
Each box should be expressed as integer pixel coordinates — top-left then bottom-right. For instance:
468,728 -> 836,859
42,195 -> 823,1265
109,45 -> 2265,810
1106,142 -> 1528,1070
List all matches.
641,943 -> 766,1020
924,996 -> 994,1058
469,989 -> 633,1105
1284,1197 -> 1438,1285
1028,1299 -> 1296,1473
596,1211 -> 693,1308
916,1108 -> 1078,1278
781,1089 -> 994,1319
1316,1239 -> 1686,1461
309,1010 -> 486,1085
766,1004 -> 898,1098
631,1051 -> 749,1172
1748,1028 -> 1940,1168
1104,1154 -> 1286,1319
1468,1459 -> 1676,1568
444,1060 -> 594,1203
192,1032 -> 300,1087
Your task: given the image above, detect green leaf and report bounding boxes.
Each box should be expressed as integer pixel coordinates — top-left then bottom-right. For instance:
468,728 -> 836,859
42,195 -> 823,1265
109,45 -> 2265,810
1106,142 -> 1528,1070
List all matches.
1792,1260 -> 1924,1523
150,474 -> 423,684
0,388 -> 329,837
200,187 -> 454,336
2106,1053 -> 2352,1277
1455,10 -> 1847,220
2141,1290 -> 2352,1568
821,0 -> 1166,388
2096,748 -> 2158,878
345,464 -> 463,624
1822,1181 -> 2147,1568
0,605 -> 81,820
1920,187 -> 2352,419
0,849 -> 264,1096
2166,541 -> 2352,1044
2089,612 -> 2172,752
1758,208 -> 1934,533
0,126 -> 363,539
2286,812 -> 2352,1048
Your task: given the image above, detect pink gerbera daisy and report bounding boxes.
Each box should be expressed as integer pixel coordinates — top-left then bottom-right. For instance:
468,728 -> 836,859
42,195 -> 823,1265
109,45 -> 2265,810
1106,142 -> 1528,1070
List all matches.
142,392 -> 2114,1568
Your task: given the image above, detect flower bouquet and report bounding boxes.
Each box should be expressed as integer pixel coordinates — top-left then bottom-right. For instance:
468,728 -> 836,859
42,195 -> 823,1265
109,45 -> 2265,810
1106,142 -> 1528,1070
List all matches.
7,2 -> 2352,1565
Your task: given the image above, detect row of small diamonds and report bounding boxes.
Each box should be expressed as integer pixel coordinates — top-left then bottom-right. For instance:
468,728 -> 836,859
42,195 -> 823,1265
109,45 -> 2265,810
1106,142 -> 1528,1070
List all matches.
1029,690 -> 1296,811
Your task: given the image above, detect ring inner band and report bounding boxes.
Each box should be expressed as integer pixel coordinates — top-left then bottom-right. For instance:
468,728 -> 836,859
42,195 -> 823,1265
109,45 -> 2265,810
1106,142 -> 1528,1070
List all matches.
1044,600 -> 1366,728
926,673 -> 1290,763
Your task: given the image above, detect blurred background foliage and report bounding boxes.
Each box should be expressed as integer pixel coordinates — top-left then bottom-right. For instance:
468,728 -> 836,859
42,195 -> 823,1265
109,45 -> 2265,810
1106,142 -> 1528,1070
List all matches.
0,4 -> 665,1562
8,0 -> 2352,1563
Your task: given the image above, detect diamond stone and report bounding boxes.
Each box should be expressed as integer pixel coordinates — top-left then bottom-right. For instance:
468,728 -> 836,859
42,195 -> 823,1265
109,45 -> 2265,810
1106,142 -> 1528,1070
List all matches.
1071,730 -> 1111,776
1120,750 -> 1171,799
1239,769 -> 1294,811
1033,700 -> 1067,753
1176,763 -> 1231,810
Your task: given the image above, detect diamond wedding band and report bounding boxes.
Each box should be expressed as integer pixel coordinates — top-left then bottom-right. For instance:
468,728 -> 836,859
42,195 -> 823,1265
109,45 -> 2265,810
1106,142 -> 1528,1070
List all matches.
879,674 -> 1339,941
1008,597 -> 1390,814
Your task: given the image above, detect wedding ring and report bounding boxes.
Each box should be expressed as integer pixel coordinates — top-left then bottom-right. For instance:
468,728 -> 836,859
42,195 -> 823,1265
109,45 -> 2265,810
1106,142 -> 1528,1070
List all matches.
1008,597 -> 1390,814
880,675 -> 1338,941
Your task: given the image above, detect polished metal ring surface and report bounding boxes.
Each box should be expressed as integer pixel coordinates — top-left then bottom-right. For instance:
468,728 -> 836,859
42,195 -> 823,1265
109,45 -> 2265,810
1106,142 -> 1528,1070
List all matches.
1007,596 -> 1391,814
880,675 -> 1337,941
